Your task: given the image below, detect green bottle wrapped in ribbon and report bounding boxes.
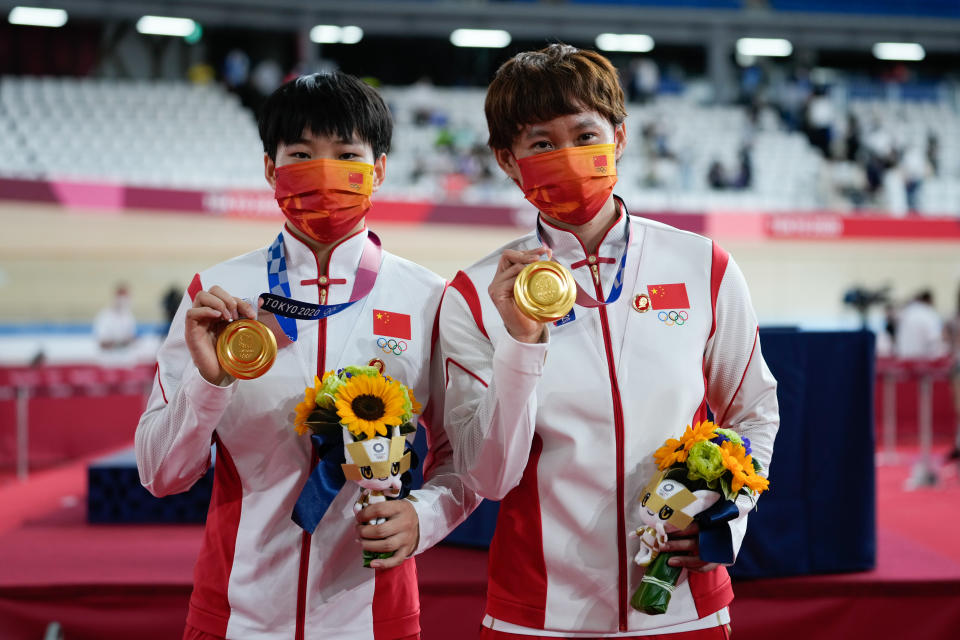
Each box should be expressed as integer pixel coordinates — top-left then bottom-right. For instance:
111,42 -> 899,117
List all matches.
630,552 -> 683,615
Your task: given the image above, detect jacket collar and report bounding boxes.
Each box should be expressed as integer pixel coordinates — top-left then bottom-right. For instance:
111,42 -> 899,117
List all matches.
537,196 -> 628,268
280,224 -> 370,305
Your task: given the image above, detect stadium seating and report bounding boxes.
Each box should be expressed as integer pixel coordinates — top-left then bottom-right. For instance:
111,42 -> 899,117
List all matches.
0,76 -> 263,189
0,76 -> 957,215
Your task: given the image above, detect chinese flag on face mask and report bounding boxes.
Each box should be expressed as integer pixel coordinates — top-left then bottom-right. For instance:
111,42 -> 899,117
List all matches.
647,283 -> 690,310
373,309 -> 412,340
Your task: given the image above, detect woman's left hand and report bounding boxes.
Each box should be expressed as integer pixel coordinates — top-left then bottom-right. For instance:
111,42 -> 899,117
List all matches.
660,523 -> 722,573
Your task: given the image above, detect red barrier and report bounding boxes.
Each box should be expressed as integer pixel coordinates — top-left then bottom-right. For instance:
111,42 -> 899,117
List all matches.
0,364 -> 154,474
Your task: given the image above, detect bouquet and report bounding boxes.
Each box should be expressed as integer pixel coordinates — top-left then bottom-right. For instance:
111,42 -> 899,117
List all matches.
293,365 -> 421,567
630,420 -> 769,615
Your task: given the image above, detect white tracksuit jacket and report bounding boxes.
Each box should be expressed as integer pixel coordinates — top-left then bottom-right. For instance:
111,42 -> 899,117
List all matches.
439,204 -> 779,636
136,226 -> 480,640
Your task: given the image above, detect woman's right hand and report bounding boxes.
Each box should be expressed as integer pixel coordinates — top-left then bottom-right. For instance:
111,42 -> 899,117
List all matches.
488,247 -> 551,344
185,285 -> 256,385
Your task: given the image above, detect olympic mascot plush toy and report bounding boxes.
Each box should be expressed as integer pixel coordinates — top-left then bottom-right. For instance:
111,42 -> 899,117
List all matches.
631,475 -> 721,568
342,429 -> 413,527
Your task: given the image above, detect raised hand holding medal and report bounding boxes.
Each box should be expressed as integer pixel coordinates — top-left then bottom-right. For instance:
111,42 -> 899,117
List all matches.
488,247 -> 554,343
185,286 -> 277,384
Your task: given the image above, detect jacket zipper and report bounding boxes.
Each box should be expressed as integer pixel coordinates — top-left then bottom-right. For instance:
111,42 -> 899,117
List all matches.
295,282 -> 329,640
590,256 -> 629,631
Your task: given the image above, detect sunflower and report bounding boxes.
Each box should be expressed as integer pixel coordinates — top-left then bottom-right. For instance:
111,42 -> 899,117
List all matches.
654,421 -> 717,470
719,440 -> 751,494
679,421 -> 717,454
743,463 -> 770,494
653,436 -> 684,470
335,374 -> 406,440
293,375 -> 323,436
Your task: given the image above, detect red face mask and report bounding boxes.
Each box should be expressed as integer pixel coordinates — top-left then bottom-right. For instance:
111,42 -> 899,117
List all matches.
516,143 -> 618,226
274,158 -> 374,244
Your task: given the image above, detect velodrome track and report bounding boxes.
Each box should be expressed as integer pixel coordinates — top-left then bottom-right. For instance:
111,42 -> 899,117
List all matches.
2,201 -> 960,329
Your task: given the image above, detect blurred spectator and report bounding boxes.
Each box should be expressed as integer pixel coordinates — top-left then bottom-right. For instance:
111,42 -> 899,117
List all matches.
707,161 -> 727,190
895,290 -> 946,361
223,49 -> 250,89
161,285 -> 182,336
629,58 -> 659,104
900,143 -> 930,213
706,146 -> 752,191
804,85 -> 834,157
94,284 -> 137,350
775,69 -> 811,132
251,59 -> 284,98
926,132 -> 939,176
739,64 -> 763,105
864,119 -> 895,199
731,145 -> 753,190
409,77 -> 439,127
844,112 -> 861,162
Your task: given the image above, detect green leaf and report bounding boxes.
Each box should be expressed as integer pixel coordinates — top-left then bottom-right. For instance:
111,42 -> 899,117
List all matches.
719,475 -> 736,501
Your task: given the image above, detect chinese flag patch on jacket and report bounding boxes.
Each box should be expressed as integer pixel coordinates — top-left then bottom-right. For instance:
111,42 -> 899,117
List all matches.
373,309 -> 412,340
647,283 -> 690,310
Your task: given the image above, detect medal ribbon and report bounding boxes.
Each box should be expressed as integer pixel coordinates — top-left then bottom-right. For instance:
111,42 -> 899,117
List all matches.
265,230 -> 382,342
535,197 -> 631,309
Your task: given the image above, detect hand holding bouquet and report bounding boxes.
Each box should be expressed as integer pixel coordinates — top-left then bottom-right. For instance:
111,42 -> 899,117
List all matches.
630,421 -> 769,614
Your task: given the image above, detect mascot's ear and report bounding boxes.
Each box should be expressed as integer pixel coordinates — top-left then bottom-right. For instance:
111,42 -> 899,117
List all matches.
682,490 -> 722,518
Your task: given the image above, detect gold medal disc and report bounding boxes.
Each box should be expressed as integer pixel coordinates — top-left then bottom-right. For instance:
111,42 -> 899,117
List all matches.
513,260 -> 577,323
216,318 -> 278,380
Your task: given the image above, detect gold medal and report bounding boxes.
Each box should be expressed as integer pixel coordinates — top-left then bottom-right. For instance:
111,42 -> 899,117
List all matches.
216,318 -> 278,380
513,260 -> 577,323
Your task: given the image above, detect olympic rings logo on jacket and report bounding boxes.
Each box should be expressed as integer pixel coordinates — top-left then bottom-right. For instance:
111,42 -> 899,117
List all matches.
377,337 -> 408,355
657,310 -> 689,326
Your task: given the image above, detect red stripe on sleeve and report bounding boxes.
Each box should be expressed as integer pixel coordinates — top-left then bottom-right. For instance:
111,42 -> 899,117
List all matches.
449,271 -> 489,340
155,363 -> 168,404
445,358 -> 489,388
718,328 -> 759,426
420,283 -> 449,481
708,241 -> 730,341
187,273 -> 203,302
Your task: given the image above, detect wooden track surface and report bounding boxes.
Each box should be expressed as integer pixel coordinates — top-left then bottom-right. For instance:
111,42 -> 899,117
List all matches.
1,201 -> 958,326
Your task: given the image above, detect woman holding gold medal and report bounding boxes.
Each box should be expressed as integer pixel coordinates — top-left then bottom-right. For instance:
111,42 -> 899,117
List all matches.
438,45 -> 780,639
136,73 -> 479,640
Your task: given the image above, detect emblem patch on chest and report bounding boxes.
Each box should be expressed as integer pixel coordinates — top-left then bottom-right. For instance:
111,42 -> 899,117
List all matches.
647,283 -> 689,310
643,283 -> 691,326
632,293 -> 650,313
373,309 -> 412,340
